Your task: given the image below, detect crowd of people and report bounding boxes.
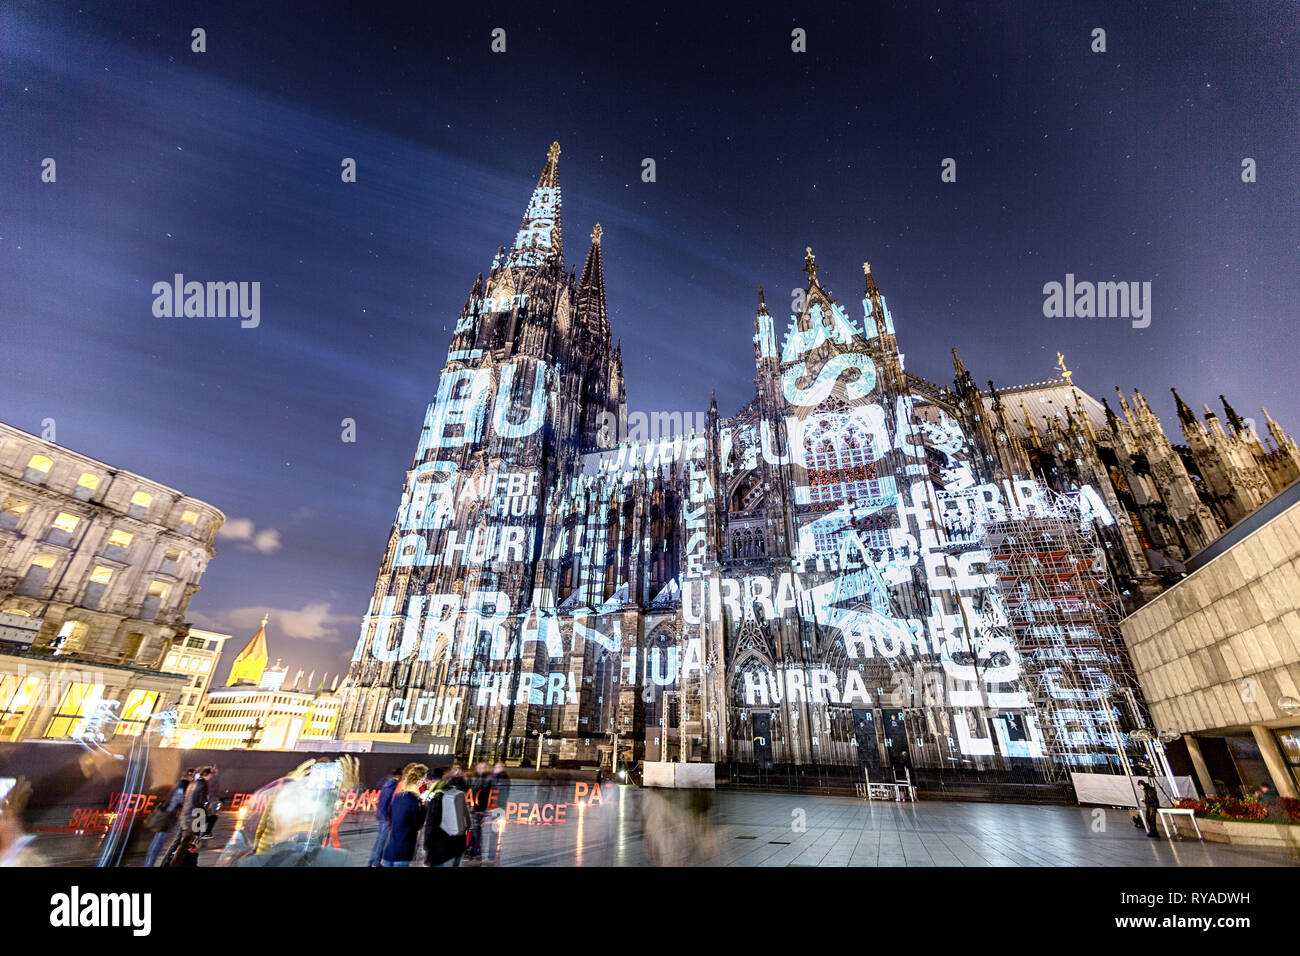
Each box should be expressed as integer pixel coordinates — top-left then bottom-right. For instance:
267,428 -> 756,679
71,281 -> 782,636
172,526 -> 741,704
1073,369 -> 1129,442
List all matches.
142,765 -> 220,866
372,761 -> 511,867
126,757 -> 516,867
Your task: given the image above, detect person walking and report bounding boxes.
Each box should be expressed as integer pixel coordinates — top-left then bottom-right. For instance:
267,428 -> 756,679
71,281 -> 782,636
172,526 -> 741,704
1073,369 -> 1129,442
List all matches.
481,762 -> 511,864
423,769 -> 470,867
466,762 -> 491,859
167,766 -> 216,866
488,763 -> 510,812
380,764 -> 428,867
144,768 -> 193,867
368,767 -> 403,867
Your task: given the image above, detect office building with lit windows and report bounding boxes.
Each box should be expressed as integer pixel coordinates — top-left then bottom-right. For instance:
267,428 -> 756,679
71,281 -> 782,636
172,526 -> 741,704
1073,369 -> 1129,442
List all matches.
161,627 -> 232,733
0,421 -> 224,741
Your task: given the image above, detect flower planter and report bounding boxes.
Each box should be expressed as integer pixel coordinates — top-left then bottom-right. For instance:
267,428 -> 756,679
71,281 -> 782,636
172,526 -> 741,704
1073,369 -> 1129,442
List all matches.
1172,814 -> 1300,849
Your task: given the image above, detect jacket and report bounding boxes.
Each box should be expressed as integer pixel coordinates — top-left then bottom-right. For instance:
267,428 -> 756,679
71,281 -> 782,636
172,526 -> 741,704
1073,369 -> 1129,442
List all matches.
181,777 -> 210,832
423,786 -> 470,866
376,776 -> 399,822
487,771 -> 510,811
382,790 -> 426,863
145,780 -> 189,832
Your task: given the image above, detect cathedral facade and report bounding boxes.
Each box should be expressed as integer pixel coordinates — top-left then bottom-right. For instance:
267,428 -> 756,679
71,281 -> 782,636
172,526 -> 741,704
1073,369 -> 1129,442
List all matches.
335,145 -> 1300,785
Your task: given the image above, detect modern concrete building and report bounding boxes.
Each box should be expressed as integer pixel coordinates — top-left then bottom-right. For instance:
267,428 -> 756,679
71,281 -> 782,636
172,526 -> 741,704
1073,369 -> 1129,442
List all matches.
1121,479 -> 1300,798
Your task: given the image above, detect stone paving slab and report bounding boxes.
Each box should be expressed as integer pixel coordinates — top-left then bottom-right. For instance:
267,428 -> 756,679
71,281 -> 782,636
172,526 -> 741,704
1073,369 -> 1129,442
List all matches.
20,785 -> 1299,867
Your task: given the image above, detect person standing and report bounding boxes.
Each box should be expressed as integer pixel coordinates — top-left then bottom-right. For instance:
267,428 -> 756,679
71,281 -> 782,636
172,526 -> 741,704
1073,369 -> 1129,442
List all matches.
1138,779 -> 1160,838
482,762 -> 511,864
423,769 -> 470,867
381,764 -> 428,867
369,767 -> 403,867
144,768 -> 193,867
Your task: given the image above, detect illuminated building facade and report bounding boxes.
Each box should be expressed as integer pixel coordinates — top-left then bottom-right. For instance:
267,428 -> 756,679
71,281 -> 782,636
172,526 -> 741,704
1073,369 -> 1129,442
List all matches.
193,616 -> 341,750
0,421 -> 224,742
336,144 -> 1298,786
160,627 -> 231,732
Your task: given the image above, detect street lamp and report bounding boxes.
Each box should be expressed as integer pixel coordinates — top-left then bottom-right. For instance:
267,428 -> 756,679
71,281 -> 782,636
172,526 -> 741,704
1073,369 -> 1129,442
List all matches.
1131,728 -> 1183,801
533,729 -> 553,772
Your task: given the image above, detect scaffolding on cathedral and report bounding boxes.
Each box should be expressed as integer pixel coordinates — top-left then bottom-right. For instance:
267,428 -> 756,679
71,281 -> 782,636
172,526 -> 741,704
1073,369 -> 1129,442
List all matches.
984,486 -> 1148,780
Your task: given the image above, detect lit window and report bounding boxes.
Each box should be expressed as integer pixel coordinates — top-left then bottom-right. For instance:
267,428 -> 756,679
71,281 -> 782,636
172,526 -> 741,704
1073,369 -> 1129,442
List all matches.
116,690 -> 158,736
108,529 -> 133,549
0,674 -> 44,741
161,547 -> 183,574
26,454 -> 53,475
181,509 -> 199,527
54,620 -> 89,654
52,513 -> 80,534
74,473 -> 101,500
89,566 -> 113,585
44,682 -> 105,738
0,496 -> 29,531
128,491 -> 152,519
30,553 -> 56,571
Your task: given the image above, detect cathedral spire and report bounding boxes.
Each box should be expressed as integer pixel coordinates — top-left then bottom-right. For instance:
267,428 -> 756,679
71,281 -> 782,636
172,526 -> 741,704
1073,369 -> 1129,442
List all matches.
505,142 -> 563,269
803,246 -> 819,286
1102,397 -> 1117,426
1220,394 -> 1246,435
1022,402 -> 1042,448
1114,387 -> 1135,424
1171,387 -> 1197,427
576,223 -> 608,336
863,260 -> 880,298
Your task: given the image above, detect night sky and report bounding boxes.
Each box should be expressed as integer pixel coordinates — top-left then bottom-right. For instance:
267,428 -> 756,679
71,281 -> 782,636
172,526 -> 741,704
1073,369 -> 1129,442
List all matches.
3,1 -> 1297,682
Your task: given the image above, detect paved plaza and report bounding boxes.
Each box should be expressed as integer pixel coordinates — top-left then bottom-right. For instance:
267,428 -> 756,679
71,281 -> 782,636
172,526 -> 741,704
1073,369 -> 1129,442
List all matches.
22,783 -> 1298,867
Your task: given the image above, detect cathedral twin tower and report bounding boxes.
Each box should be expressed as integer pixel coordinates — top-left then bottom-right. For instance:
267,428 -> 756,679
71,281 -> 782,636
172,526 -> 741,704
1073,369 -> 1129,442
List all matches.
335,143 -> 1299,779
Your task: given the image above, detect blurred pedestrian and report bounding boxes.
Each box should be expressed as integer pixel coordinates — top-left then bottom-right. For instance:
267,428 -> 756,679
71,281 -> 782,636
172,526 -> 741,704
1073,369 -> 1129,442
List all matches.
466,762 -> 491,859
369,767 -> 403,867
144,768 -> 193,867
480,762 -> 511,864
166,766 -> 217,866
381,764 -> 428,867
0,778 -> 44,867
236,757 -> 359,866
